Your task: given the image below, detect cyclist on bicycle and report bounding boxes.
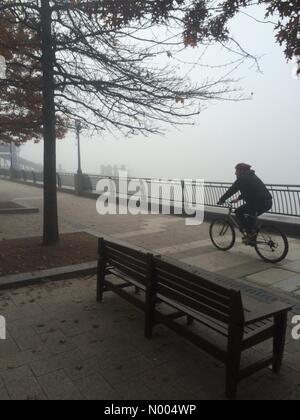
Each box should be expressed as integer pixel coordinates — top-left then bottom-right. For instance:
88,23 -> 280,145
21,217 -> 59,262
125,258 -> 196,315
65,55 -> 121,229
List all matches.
217,163 -> 273,240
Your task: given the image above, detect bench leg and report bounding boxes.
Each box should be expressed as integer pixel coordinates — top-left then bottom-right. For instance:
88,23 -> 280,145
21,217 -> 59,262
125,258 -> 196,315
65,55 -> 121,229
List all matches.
96,278 -> 104,303
273,313 -> 288,374
97,239 -> 106,303
226,327 -> 243,400
225,359 -> 241,400
145,254 -> 155,339
145,291 -> 155,339
97,263 -> 106,303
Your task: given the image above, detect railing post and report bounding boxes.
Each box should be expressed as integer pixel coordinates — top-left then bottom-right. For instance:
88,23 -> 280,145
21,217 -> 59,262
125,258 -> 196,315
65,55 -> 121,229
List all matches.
56,173 -> 62,189
9,168 -> 16,181
181,180 -> 185,215
32,171 -> 36,184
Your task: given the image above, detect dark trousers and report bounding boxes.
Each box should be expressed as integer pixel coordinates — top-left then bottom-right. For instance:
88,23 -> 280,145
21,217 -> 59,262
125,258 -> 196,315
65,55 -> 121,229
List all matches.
235,199 -> 273,234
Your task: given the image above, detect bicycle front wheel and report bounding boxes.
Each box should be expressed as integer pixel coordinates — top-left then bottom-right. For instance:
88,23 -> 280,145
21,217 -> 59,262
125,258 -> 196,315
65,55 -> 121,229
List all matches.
210,219 -> 236,251
255,225 -> 289,263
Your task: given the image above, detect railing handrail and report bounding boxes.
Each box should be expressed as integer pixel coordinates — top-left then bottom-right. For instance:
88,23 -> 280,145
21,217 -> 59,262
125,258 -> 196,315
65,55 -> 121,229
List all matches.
0,167 -> 299,218
1,167 -> 299,190
83,174 -> 300,189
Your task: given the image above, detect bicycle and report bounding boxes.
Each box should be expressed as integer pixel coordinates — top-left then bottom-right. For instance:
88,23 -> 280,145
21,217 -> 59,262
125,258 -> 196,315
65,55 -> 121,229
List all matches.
209,202 -> 289,263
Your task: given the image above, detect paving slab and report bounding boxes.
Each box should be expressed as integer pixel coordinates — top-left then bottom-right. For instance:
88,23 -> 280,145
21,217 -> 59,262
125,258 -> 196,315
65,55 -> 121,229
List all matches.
38,370 -> 84,401
113,377 -> 159,400
217,261 -> 269,279
0,387 -> 10,400
273,275 -> 300,293
1,365 -> 46,401
281,260 -> 300,274
246,268 -> 297,286
29,349 -> 86,377
284,245 -> 300,261
73,373 -> 120,400
182,251 -> 254,272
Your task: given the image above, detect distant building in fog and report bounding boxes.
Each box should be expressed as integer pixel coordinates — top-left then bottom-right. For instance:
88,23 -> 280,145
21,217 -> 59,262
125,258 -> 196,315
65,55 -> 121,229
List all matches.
0,142 -> 19,168
100,164 -> 131,177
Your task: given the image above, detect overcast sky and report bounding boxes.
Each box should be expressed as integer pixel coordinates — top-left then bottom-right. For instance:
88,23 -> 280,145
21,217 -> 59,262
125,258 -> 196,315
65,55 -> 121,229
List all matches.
20,5 -> 300,185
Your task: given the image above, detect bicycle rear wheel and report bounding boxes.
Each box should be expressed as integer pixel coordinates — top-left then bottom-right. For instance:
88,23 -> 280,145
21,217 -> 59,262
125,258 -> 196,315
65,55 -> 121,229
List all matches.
210,219 -> 236,251
255,225 -> 289,263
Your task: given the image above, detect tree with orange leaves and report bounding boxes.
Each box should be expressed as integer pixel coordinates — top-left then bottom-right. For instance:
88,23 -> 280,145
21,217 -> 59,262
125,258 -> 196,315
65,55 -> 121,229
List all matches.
0,14 -> 67,145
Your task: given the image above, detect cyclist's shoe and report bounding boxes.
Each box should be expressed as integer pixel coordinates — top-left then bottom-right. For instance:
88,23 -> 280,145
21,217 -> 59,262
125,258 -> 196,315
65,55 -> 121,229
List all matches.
242,232 -> 258,247
242,236 -> 251,246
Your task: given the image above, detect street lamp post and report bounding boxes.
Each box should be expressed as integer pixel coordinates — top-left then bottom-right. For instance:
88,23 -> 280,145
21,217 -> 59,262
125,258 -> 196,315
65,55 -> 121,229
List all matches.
10,141 -> 13,170
9,141 -> 14,180
75,119 -> 82,175
75,120 -> 83,195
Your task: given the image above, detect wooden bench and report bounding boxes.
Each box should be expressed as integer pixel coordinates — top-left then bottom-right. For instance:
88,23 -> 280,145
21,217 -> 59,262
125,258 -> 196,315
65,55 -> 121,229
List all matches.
97,237 -> 292,400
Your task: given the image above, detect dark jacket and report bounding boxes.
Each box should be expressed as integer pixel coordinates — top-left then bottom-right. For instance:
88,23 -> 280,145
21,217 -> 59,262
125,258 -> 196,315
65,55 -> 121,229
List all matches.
220,170 -> 272,204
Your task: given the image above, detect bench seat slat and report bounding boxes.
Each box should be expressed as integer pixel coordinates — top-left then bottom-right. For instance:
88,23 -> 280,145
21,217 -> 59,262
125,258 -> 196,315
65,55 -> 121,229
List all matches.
154,310 -> 228,363
183,311 -> 229,338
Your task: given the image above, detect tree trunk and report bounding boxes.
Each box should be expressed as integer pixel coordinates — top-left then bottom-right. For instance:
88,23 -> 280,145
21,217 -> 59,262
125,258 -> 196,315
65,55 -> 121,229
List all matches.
40,0 -> 59,246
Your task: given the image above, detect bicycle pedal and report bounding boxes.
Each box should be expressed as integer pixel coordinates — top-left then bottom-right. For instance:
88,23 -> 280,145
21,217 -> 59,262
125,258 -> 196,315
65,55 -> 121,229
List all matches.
242,236 -> 256,247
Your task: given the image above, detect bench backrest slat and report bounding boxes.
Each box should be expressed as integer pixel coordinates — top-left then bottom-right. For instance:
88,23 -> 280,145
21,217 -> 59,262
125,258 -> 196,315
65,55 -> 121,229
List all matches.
156,272 -> 230,315
106,248 -> 148,275
155,266 -> 230,307
156,284 -> 230,324
155,257 -> 244,325
105,240 -> 148,262
155,258 -> 232,298
104,240 -> 148,285
107,258 -> 147,285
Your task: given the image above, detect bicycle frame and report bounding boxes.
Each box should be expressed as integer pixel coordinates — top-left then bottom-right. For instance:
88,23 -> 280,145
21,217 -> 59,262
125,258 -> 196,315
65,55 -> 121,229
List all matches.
222,204 -> 243,232
223,203 -> 260,233
223,204 -> 278,247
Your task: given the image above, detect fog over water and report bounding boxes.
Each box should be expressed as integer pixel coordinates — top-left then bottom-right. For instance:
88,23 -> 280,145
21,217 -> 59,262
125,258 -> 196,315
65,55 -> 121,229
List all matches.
20,6 -> 300,185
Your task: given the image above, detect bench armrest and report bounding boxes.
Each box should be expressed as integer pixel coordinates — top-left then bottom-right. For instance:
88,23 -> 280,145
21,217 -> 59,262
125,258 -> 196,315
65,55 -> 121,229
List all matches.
244,302 -> 292,326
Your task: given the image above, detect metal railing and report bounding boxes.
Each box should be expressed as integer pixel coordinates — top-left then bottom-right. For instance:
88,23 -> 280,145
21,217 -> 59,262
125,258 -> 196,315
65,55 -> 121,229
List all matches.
0,168 -> 299,218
